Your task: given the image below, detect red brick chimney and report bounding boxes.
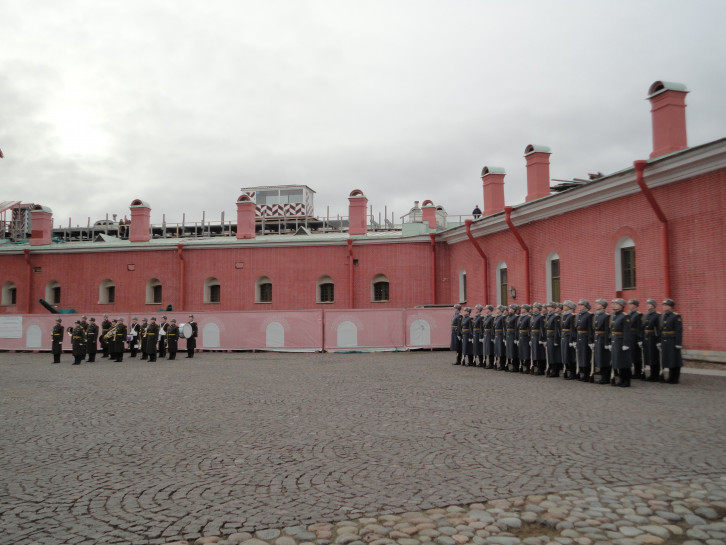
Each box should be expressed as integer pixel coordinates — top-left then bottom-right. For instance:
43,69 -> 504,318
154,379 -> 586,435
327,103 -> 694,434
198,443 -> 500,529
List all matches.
524,145 -> 551,202
648,80 -> 688,159
421,200 -> 437,229
481,166 -> 506,216
348,189 -> 368,235
29,205 -> 53,246
236,195 -> 257,239
129,199 -> 151,243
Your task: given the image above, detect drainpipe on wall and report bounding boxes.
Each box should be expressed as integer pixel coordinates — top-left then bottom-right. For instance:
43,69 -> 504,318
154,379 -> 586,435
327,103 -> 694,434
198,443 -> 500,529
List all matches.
464,220 -> 488,304
634,160 -> 671,298
347,238 -> 354,308
429,233 -> 436,304
177,243 -> 185,312
504,206 -> 530,304
24,248 -> 32,314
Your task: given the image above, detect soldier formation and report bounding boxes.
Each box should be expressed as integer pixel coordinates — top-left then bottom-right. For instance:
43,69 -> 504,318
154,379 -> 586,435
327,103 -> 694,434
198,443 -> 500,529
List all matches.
449,297 -> 683,386
50,313 -> 198,364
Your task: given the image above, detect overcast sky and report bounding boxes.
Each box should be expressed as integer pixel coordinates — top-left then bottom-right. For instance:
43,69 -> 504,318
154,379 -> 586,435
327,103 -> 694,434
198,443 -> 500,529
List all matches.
2,0 -> 725,227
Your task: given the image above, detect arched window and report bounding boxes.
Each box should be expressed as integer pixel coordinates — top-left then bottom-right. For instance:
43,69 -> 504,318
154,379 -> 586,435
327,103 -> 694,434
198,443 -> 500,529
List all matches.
256,276 -> 272,303
1,281 -> 17,306
496,262 -> 508,306
317,276 -> 335,303
458,269 -> 467,303
99,279 -> 115,304
545,252 -> 560,302
372,274 -> 389,302
146,278 -> 162,305
45,280 -> 61,305
615,237 -> 636,291
204,277 -> 221,303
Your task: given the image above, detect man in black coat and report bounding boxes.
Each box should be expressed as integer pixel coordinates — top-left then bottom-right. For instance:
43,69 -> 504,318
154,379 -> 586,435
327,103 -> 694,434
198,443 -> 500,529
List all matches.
85,317 -> 99,362
609,298 -> 633,387
660,299 -> 683,384
628,299 -> 645,379
482,305 -> 495,369
505,304 -> 520,372
560,300 -> 577,380
472,304 -> 484,367
450,304 -> 463,365
575,299 -> 593,381
517,304 -> 532,374
100,314 -> 112,358
494,306 -> 508,370
643,298 -> 662,381
114,318 -> 128,362
530,303 -> 546,375
186,315 -> 198,358
593,299 -> 611,384
545,302 -> 561,377
158,315 -> 169,358
51,317 -> 64,363
146,317 -> 159,362
460,307 -> 474,366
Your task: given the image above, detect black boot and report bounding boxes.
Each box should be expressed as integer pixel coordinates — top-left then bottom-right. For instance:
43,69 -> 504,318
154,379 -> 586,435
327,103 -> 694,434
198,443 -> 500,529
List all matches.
617,368 -> 631,387
597,367 -> 611,384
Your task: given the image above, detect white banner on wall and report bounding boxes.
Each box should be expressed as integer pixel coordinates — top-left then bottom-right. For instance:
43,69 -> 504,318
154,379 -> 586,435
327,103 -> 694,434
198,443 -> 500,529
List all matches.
0,316 -> 23,338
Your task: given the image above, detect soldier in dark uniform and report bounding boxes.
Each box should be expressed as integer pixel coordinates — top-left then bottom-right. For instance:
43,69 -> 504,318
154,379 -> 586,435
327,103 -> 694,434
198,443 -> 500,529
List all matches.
560,300 -> 577,380
472,305 -> 484,367
128,317 -> 140,357
51,317 -> 64,363
460,307 -> 474,366
505,304 -> 520,372
530,303 -> 546,375
85,317 -> 99,362
660,299 -> 683,384
628,299 -> 644,379
517,304 -> 531,374
80,315 -> 89,332
166,319 -> 179,360
575,299 -> 593,382
146,317 -> 159,362
482,305 -> 495,369
592,298 -> 611,384
609,298 -> 633,387
545,302 -> 561,377
71,320 -> 86,365
186,314 -> 198,358
114,318 -> 128,362
450,304 -> 463,365
100,314 -> 112,358
643,298 -> 662,381
158,315 -> 168,358
139,318 -> 149,360
493,305 -> 507,370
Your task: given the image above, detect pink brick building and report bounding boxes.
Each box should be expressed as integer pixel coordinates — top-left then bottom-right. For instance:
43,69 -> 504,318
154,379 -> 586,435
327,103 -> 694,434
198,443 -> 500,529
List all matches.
1,81 -> 724,360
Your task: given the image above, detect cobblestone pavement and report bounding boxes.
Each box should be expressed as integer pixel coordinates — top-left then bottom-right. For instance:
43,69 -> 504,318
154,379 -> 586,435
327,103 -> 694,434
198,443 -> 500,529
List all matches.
1,351 -> 725,545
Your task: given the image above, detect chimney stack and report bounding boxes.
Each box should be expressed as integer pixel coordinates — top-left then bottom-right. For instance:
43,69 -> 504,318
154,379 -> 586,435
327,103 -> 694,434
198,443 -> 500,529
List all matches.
29,205 -> 53,246
421,200 -> 437,229
129,199 -> 151,243
524,145 -> 551,202
648,80 -> 688,159
236,195 -> 257,239
348,189 -> 368,235
481,166 -> 506,216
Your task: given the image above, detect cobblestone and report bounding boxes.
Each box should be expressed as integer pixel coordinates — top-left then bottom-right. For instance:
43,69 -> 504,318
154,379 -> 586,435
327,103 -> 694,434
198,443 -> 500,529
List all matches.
1,351 -> 725,545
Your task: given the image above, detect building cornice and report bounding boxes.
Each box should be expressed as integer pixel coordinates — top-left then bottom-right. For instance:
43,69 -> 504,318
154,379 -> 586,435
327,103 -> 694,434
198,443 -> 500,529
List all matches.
440,138 -> 726,244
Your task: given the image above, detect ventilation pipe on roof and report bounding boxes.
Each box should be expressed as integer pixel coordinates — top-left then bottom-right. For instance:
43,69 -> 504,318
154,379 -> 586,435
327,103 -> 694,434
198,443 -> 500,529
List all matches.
647,81 -> 688,159
129,199 -> 151,243
29,205 -> 53,246
348,189 -> 368,235
634,160 -> 671,298
524,145 -> 552,202
421,200 -> 437,230
236,194 -> 257,239
481,166 -> 506,216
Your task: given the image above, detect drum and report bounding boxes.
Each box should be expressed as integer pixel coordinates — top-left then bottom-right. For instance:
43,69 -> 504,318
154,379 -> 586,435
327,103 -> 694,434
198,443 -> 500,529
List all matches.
178,322 -> 193,339
181,322 -> 193,339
